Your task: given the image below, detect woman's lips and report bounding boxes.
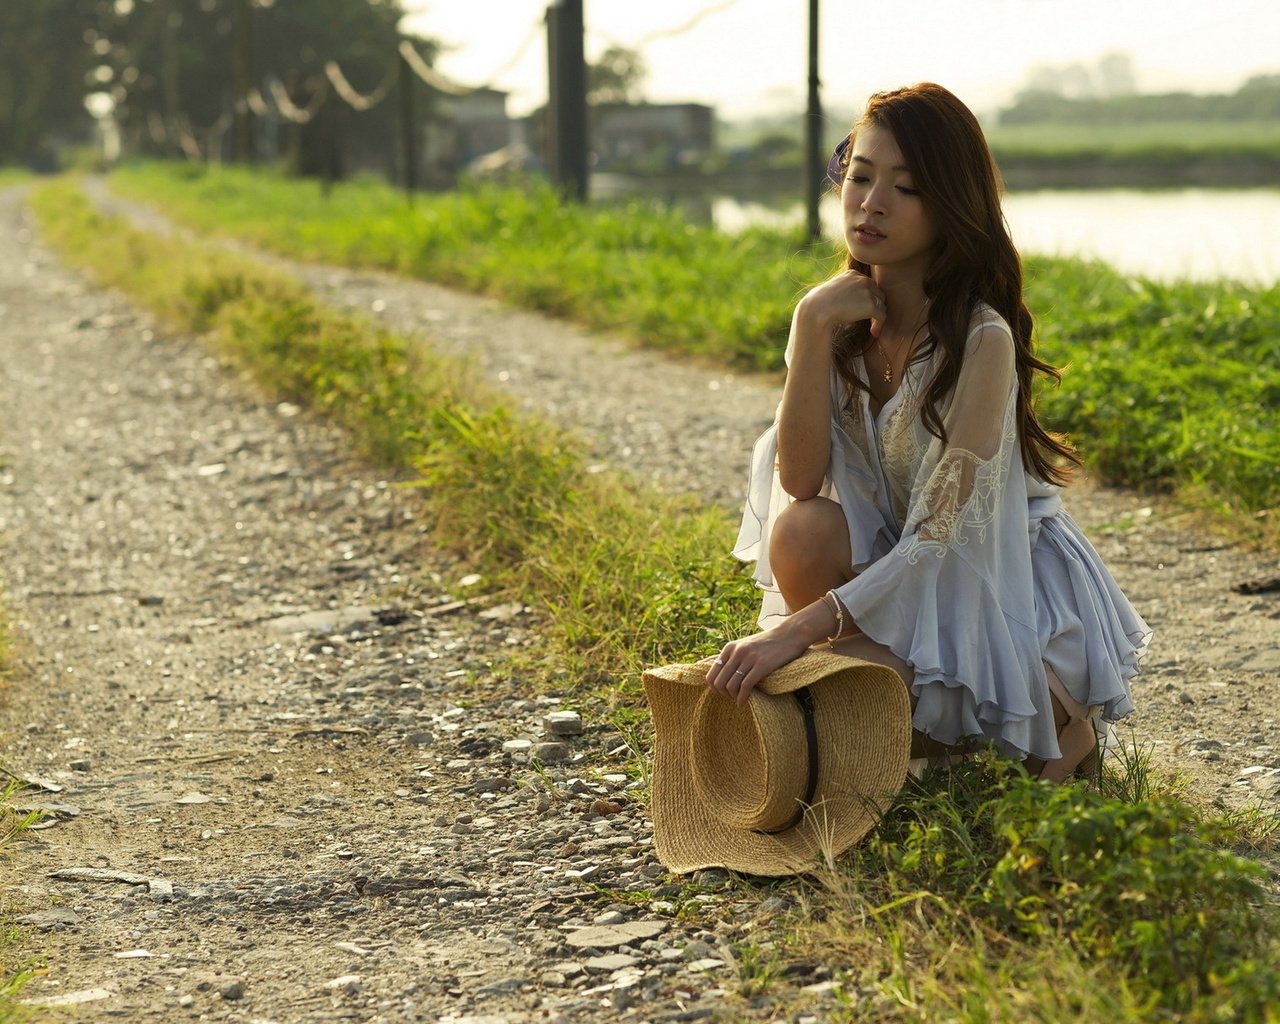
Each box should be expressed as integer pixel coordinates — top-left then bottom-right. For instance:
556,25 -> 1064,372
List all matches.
854,227 -> 885,244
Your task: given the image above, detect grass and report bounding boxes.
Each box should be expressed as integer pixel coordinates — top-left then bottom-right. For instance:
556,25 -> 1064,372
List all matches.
29,175 -> 1280,1022
105,163 -> 1280,539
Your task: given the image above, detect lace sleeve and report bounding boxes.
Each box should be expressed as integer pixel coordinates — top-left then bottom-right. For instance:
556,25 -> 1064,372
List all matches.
903,321 -> 1017,555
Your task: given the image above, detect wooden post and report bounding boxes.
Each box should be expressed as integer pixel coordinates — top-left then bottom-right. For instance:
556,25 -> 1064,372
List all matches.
546,0 -> 588,202
805,0 -> 823,241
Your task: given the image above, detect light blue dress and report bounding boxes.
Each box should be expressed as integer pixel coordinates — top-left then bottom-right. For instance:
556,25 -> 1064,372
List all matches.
733,304 -> 1150,761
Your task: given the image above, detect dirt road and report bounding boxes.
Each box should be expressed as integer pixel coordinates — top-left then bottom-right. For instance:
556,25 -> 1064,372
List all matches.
1,182 -> 1277,1022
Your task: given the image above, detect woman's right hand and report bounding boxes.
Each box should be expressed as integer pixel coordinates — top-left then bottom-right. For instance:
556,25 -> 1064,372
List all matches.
796,270 -> 885,338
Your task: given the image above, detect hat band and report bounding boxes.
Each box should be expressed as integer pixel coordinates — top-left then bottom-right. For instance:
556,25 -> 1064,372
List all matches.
753,686 -> 819,836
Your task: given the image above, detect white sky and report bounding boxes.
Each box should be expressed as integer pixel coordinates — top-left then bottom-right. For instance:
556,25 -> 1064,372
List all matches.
400,0 -> 1280,120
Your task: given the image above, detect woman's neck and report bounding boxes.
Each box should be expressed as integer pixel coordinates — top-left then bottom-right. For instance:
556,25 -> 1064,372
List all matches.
871,268 -> 930,338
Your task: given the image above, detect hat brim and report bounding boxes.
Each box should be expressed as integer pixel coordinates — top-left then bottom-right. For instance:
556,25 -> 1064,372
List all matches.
644,649 -> 911,877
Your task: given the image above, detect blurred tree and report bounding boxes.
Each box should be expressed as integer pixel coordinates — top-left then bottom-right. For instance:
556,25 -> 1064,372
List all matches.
0,0 -> 101,168
587,45 -> 646,105
1097,51 -> 1137,97
0,0 -> 439,175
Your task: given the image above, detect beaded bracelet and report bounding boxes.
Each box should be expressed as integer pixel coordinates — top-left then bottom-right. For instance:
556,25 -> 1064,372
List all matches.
820,590 -> 845,646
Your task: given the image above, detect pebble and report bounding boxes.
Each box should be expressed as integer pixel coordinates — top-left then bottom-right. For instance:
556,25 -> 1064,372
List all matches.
68,758 -> 92,772
566,921 -> 667,948
532,741 -> 569,763
544,710 -> 583,736
218,980 -> 244,1001
584,953 -> 638,973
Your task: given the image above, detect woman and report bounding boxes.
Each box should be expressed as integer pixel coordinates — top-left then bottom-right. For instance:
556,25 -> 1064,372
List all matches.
707,83 -> 1150,779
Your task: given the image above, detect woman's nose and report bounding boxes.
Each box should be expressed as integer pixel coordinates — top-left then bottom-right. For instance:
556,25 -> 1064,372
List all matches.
861,184 -> 887,214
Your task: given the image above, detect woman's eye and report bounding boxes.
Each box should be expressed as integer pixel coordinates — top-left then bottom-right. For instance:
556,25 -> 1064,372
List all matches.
897,186 -> 920,196
845,175 -> 869,185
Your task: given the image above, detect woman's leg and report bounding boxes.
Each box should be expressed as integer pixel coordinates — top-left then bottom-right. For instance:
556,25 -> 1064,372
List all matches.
1026,664 -> 1099,781
769,497 -> 855,613
770,498 -> 950,756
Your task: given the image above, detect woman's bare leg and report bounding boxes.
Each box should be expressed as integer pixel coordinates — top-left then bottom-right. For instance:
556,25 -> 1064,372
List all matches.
769,497 -> 854,613
769,497 -> 951,754
1030,665 -> 1099,781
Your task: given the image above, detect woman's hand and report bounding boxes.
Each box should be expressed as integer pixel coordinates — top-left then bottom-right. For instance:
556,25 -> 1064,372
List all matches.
705,625 -> 813,707
796,269 -> 885,339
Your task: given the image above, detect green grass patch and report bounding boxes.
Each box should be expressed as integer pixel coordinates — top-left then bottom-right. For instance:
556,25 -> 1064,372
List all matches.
809,752 -> 1280,1022
0,169 -> 33,189
105,163 -> 1280,533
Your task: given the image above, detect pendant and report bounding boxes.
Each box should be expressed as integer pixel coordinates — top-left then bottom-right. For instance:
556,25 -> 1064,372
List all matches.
883,365 -> 893,384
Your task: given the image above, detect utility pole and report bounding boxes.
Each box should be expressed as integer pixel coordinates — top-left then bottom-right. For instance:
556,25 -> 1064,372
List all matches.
805,0 -> 823,242
546,0 -> 588,201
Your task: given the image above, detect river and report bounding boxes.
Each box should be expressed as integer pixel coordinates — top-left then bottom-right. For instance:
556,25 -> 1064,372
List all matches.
706,189 -> 1280,286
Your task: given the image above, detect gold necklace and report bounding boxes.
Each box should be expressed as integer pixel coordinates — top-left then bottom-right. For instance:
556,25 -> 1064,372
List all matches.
874,334 -> 894,384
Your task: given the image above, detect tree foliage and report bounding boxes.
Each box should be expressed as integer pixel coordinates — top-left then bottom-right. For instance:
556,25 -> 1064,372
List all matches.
0,0 -> 101,167
587,45 -> 646,106
1,0 -> 439,173
1001,71 -> 1280,125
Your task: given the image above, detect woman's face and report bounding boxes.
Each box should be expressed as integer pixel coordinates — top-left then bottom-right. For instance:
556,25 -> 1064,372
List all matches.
841,124 -> 937,275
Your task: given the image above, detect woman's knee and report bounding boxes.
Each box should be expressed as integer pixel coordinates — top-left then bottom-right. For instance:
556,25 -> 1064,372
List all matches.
770,497 -> 849,572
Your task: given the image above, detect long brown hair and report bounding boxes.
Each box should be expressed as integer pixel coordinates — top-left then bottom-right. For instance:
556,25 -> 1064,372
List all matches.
832,82 -> 1079,485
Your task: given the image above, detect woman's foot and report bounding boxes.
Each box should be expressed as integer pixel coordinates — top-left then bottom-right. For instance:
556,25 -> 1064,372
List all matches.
1027,717 -> 1098,782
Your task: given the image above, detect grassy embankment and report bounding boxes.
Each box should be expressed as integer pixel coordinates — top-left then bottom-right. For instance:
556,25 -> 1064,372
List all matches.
109,162 -> 1280,544
31,176 -> 1280,1022
985,119 -> 1280,188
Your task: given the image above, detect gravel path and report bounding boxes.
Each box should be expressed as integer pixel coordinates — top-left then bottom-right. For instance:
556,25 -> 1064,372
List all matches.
1,181 -> 1277,1022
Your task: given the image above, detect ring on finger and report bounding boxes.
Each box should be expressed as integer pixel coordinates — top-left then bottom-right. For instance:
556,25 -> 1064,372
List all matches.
714,658 -> 725,666
734,668 -> 747,675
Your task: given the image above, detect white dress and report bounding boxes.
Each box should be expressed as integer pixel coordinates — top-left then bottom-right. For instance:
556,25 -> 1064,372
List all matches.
733,304 -> 1151,761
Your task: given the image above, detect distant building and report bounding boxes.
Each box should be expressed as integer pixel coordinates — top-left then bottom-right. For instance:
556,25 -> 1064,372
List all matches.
590,102 -> 715,168
424,87 -> 514,181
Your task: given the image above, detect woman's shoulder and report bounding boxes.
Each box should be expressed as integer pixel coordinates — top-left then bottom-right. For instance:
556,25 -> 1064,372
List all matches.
966,302 -> 1013,341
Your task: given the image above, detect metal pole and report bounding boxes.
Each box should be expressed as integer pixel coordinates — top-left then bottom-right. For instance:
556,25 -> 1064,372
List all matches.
805,0 -> 823,241
547,0 -> 588,202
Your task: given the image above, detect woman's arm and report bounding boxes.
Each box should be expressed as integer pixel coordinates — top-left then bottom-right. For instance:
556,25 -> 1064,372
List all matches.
777,272 -> 884,499
705,597 -> 842,706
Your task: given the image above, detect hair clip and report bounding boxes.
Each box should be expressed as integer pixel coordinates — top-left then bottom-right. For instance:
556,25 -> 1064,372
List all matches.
826,136 -> 850,186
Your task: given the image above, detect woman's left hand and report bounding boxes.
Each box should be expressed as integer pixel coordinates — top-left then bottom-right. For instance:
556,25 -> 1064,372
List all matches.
706,626 -> 812,707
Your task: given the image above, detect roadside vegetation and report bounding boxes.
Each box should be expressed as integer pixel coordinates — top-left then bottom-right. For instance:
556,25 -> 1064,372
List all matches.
31,176 -> 1280,1022
108,162 -> 1280,542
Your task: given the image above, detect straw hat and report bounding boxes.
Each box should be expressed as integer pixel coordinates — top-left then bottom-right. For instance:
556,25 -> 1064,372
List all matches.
643,649 -> 911,877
